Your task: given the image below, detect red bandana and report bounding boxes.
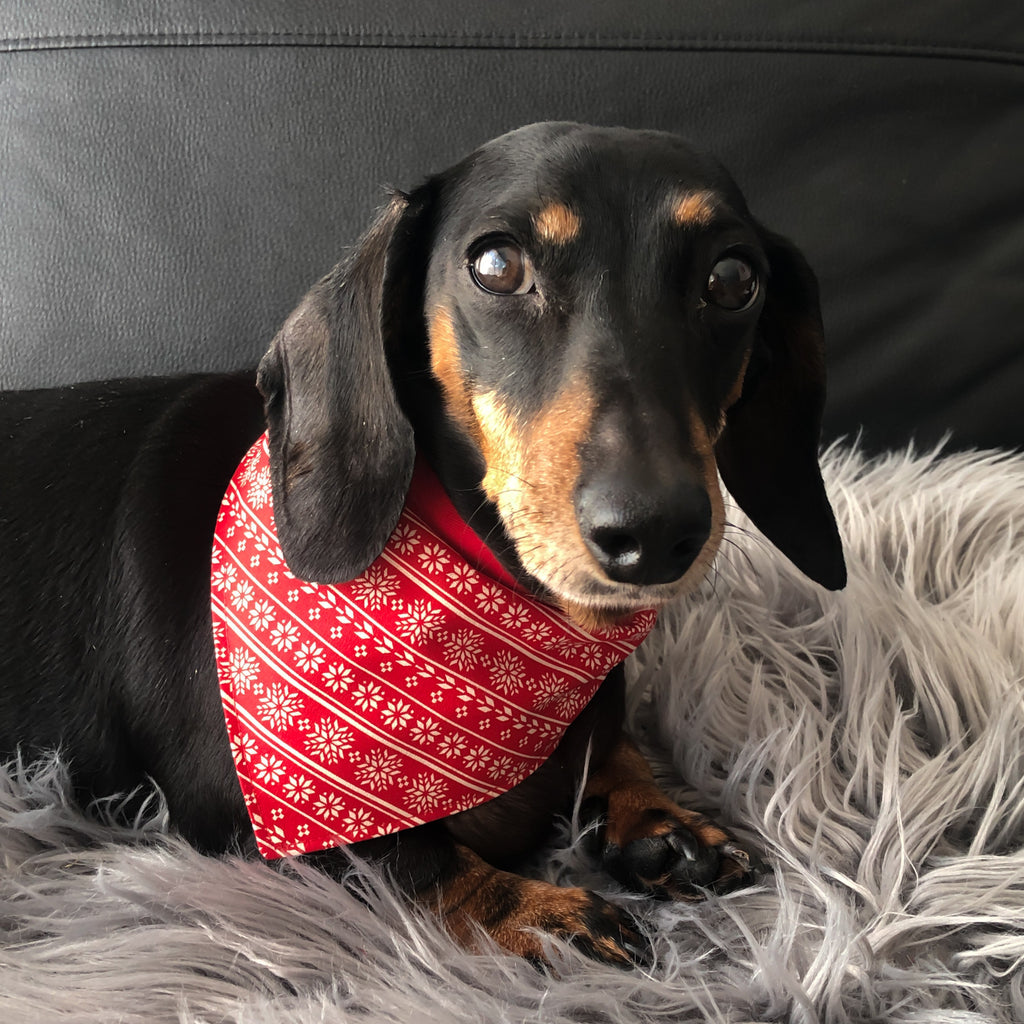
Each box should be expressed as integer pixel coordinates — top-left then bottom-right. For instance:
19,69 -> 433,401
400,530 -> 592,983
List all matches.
211,435 -> 656,859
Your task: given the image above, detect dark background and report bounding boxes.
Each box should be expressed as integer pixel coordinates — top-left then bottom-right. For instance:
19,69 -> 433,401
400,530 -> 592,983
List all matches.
3,1 -> 1022,453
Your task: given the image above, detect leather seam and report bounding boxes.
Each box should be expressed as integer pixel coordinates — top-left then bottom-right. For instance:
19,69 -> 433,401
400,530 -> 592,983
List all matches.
1,31 -> 1023,66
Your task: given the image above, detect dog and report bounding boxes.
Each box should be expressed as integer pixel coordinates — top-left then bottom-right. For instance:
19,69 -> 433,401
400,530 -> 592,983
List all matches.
0,122 -> 845,966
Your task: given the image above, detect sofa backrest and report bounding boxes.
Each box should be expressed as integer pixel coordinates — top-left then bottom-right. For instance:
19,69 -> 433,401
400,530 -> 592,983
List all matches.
3,1 -> 1022,451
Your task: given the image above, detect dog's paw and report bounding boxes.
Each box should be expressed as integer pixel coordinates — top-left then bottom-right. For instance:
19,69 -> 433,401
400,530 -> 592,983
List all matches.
531,886 -> 652,968
435,846 -> 650,967
581,796 -> 754,900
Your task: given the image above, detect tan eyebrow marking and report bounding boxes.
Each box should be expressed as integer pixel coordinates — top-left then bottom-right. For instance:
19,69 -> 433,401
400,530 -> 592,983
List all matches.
533,202 -> 581,244
671,190 -> 719,227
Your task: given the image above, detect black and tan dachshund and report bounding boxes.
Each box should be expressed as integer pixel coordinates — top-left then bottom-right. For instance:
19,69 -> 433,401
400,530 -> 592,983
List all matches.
0,122 -> 845,965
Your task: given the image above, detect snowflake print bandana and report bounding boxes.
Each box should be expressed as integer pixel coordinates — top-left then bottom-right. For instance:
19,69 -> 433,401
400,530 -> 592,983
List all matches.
212,434 -> 656,859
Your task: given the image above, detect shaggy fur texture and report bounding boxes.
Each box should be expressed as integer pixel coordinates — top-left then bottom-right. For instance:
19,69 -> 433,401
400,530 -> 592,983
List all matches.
2,444 -> 1023,1023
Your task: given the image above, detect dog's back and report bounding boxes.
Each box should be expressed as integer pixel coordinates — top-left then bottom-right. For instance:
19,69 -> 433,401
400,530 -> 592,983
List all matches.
0,373 -> 263,832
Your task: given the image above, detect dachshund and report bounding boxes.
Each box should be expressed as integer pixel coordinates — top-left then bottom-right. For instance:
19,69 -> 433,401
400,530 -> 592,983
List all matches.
0,122 -> 845,966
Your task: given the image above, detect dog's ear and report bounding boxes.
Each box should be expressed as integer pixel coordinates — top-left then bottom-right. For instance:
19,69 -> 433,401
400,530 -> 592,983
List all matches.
257,190 -> 432,583
714,228 -> 847,590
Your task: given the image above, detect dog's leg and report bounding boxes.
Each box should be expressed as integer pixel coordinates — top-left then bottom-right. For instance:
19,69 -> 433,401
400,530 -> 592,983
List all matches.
307,824 -> 648,966
427,842 -> 649,966
582,732 -> 752,899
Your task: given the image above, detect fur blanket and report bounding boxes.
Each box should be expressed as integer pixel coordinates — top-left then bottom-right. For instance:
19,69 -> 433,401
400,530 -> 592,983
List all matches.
2,445 -> 1023,1024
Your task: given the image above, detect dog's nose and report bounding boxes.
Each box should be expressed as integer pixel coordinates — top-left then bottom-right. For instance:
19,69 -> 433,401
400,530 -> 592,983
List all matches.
576,473 -> 712,586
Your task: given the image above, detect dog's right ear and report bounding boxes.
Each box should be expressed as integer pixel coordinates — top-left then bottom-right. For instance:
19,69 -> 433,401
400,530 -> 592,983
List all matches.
257,189 -> 433,583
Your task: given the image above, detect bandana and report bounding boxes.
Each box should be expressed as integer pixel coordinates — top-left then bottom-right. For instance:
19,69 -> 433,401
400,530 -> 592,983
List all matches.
212,434 -> 656,860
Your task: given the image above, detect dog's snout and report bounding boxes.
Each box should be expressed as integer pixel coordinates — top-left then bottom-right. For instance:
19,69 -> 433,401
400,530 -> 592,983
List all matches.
576,472 -> 712,586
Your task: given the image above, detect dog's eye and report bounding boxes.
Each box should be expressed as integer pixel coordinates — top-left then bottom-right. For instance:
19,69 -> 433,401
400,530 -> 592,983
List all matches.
706,255 -> 758,311
470,244 -> 534,295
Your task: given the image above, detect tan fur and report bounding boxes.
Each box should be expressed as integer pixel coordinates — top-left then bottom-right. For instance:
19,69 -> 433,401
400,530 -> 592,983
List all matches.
431,311 -> 736,630
471,380 -> 605,622
429,844 -> 635,963
470,391 -> 527,502
429,306 -> 481,441
533,202 -> 581,244
685,408 -> 727,587
581,733 -> 753,898
721,346 -> 753,424
584,734 -> 730,853
671,190 -> 718,228
469,383 -> 731,628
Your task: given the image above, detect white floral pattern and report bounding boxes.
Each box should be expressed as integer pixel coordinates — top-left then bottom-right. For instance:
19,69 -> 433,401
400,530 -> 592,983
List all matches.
306,719 -> 354,762
213,434 -> 656,860
355,749 -> 403,790
406,773 -> 446,813
248,599 -> 274,631
443,628 -> 484,671
256,684 -> 304,731
396,599 -> 444,643
227,649 -> 260,692
349,564 -> 399,610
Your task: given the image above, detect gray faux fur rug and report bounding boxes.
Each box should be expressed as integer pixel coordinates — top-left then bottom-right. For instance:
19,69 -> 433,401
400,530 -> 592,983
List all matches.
3,445 -> 1024,1024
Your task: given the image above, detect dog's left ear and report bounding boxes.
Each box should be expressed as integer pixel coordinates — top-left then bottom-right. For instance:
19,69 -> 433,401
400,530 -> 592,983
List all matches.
714,228 -> 847,590
257,189 -> 432,583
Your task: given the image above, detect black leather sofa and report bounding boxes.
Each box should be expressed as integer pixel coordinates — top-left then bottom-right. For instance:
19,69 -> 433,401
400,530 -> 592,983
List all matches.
3,1 -> 1022,454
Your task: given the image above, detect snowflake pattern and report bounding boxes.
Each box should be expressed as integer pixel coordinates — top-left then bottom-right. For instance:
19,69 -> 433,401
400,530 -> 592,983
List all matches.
352,681 -> 384,712
212,563 -> 237,590
443,628 -> 484,672
294,641 -> 325,673
230,732 -> 258,764
406,773 -> 446,813
355,749 -> 403,790
475,582 -> 505,615
249,600 -> 274,631
418,542 -> 450,575
270,621 -> 299,651
313,791 -> 345,820
282,774 -> 316,803
341,807 -> 375,837
396,599 -> 444,644
248,467 -> 272,508
501,603 -> 530,632
322,663 -> 354,693
390,522 -> 420,555
253,753 -> 286,784
446,562 -> 477,594
521,620 -> 552,644
489,650 -> 526,694
306,719 -> 354,763
227,648 -> 260,692
349,564 -> 399,610
409,717 -> 442,745
212,433 -> 656,860
381,699 -> 414,730
464,745 -> 490,773
257,684 -> 304,731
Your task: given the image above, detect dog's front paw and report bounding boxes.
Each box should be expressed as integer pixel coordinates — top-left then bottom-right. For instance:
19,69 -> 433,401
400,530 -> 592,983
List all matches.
581,734 -> 756,900
583,797 -> 753,899
433,844 -> 650,967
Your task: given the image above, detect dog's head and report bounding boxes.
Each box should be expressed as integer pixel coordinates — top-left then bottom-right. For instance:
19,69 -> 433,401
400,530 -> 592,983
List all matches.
258,122 -> 846,627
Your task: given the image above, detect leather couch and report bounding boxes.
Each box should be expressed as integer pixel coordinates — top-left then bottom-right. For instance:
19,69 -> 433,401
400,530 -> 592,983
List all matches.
3,1 -> 1022,453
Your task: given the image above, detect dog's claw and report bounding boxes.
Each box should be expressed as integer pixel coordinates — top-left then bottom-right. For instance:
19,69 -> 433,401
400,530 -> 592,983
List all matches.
585,799 -> 755,900
567,893 -> 652,969
663,826 -> 722,889
666,826 -> 701,862
721,841 -> 752,872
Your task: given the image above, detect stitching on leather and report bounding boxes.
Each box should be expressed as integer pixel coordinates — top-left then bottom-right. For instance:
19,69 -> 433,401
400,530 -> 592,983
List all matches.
1,30 -> 1022,65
